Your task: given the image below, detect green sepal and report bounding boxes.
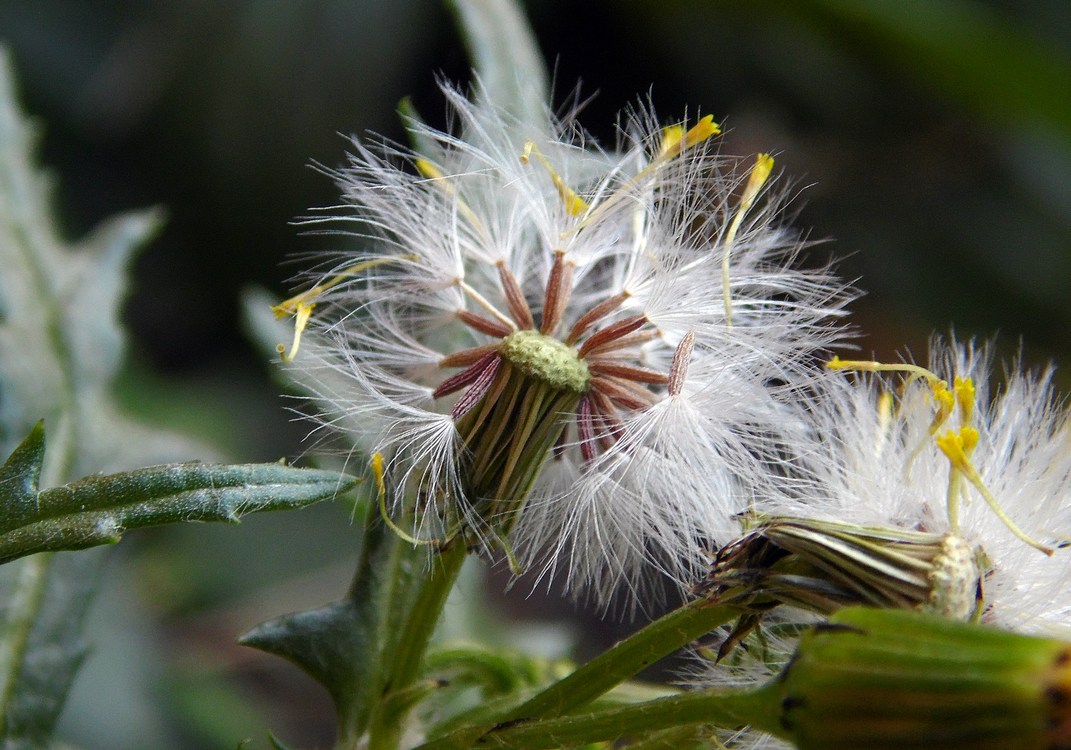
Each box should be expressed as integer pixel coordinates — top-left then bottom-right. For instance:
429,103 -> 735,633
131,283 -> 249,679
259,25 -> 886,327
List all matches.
0,422 -> 355,565
774,606 -> 1071,750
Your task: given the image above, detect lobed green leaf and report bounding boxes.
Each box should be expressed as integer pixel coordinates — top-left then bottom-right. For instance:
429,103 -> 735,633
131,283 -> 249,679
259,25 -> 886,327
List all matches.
0,46 -> 224,744
240,508 -> 393,745
0,422 -> 354,565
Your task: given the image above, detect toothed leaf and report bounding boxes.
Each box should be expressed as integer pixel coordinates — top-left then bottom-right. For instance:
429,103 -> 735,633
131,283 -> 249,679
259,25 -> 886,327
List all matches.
0,48 -> 203,480
0,425 -> 354,564
240,514 -> 394,735
0,549 -> 104,748
0,421 -> 44,525
0,46 -> 224,745
240,600 -> 372,720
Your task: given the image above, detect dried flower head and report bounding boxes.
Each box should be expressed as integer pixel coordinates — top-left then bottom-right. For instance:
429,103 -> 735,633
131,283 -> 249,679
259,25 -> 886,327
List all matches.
701,515 -> 986,659
277,82 -> 850,602
750,339 -> 1071,632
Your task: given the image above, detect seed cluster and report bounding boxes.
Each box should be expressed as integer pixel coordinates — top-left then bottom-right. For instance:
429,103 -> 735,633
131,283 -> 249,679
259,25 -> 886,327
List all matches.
432,250 -> 694,465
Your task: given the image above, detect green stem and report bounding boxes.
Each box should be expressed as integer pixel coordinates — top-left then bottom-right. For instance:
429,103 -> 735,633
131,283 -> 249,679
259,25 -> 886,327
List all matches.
366,540 -> 468,750
328,507 -> 395,749
416,600 -> 736,750
619,722 -> 719,750
506,600 -> 735,720
475,683 -> 781,750
388,541 -> 468,691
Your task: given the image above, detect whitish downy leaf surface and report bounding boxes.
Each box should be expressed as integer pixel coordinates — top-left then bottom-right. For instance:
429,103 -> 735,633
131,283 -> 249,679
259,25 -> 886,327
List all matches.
0,48 -> 200,481
0,46 -> 218,746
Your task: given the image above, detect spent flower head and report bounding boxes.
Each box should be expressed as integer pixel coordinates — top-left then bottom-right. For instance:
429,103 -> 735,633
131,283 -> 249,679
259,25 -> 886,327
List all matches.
689,339 -> 1071,750
733,338 -> 1071,633
277,81 -> 851,602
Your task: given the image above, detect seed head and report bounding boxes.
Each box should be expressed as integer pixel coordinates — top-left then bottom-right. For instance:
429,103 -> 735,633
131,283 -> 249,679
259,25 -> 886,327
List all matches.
278,82 -> 852,601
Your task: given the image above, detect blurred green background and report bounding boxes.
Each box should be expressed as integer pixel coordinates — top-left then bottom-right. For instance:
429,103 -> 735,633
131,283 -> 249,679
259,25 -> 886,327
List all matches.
1,0 -> 1069,747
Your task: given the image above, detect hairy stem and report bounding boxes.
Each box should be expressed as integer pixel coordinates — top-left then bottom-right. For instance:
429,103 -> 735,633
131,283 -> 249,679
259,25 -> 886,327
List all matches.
506,600 -> 736,720
476,683 -> 780,749
364,540 -> 468,750
417,600 -> 737,750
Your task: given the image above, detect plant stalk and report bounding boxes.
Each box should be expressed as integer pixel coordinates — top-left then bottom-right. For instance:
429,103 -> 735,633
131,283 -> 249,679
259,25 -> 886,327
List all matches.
416,599 -> 736,750
474,683 -> 779,749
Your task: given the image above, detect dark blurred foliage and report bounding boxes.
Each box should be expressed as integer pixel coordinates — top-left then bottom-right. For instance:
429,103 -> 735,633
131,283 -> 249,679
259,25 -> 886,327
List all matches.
1,1 -> 1068,747
3,0 -> 1069,453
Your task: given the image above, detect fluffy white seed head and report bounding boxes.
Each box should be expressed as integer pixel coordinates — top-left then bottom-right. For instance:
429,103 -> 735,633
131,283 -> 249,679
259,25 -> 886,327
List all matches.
281,81 -> 852,604
771,339 -> 1071,633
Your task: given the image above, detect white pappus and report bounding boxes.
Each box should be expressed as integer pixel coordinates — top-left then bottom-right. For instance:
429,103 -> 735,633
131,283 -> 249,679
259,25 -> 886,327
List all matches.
276,81 -> 852,605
